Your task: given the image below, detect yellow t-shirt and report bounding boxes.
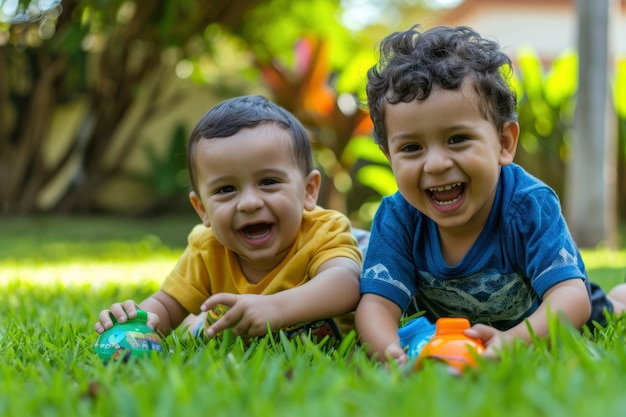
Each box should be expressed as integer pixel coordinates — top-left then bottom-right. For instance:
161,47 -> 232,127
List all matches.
161,206 -> 362,334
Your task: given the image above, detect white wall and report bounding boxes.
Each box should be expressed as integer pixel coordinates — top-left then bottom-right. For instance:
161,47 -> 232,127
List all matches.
433,2 -> 625,61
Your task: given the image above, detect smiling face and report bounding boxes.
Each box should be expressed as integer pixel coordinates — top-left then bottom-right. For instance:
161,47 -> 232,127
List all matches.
384,81 -> 519,238
189,123 -> 320,274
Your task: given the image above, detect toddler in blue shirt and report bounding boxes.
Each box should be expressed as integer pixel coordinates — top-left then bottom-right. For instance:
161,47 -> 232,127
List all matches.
355,25 -> 626,364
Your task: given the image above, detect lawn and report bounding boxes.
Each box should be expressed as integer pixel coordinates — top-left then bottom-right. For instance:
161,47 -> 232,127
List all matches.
1,215 -> 626,417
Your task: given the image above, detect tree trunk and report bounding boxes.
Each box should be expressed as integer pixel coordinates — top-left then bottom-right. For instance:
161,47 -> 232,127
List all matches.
566,0 -> 618,248
0,0 -> 266,215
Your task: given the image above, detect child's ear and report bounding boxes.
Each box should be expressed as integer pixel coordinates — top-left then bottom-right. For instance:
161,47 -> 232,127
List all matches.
303,169 -> 322,211
189,191 -> 210,227
499,121 -> 519,165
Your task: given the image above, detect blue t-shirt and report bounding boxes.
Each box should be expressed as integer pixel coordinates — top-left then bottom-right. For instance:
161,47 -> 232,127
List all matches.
360,164 -> 611,329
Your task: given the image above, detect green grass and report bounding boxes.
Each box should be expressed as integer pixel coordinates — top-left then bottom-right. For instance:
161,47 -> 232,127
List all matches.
1,215 -> 626,416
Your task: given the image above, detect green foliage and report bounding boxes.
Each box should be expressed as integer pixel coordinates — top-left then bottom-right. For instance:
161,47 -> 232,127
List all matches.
514,48 -> 577,159
342,135 -> 397,199
616,59 -> 626,118
1,0 -> 308,215
237,0 -> 359,69
511,51 -> 626,220
141,124 -> 191,210
2,0 -> 626,226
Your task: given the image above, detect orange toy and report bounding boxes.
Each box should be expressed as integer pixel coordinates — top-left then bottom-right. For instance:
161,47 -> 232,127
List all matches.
416,317 -> 485,374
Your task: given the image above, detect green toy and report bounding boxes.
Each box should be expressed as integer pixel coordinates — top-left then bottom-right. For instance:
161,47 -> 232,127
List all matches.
93,309 -> 164,363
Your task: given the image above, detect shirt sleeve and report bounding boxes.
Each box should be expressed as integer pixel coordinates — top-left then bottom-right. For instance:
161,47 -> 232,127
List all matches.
507,186 -> 587,299
161,225 -> 217,314
297,207 -> 363,278
359,193 -> 419,310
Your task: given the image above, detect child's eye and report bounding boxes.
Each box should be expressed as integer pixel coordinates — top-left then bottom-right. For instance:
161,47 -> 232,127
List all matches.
401,143 -> 422,153
260,178 -> 280,186
449,135 -> 469,144
215,185 -> 236,194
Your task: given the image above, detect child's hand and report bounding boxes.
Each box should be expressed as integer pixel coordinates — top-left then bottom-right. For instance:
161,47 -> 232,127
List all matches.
94,300 -> 160,333
465,323 -> 516,359
384,341 -> 408,365
201,293 -> 282,339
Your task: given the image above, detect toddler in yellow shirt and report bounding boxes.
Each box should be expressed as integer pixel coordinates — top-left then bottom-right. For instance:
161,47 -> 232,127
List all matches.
95,95 -> 362,341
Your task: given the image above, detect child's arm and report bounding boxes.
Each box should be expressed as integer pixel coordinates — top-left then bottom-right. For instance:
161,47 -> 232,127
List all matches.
201,257 -> 360,338
466,278 -> 591,356
95,290 -> 189,336
355,293 -> 405,363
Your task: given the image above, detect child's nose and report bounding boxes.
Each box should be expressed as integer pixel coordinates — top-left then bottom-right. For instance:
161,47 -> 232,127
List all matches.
237,188 -> 263,212
423,147 -> 453,174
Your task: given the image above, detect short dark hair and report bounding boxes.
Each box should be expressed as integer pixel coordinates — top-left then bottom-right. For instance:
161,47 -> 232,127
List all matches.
366,25 -> 518,154
187,95 -> 313,193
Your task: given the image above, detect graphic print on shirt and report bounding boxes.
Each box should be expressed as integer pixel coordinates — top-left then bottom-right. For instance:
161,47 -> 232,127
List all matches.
416,270 -> 535,324
362,263 -> 412,298
532,247 -> 579,285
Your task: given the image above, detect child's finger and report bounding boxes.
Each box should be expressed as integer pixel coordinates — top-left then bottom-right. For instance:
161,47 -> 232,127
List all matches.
94,317 -> 108,334
119,300 -> 140,319
145,311 -> 160,331
201,293 -> 236,312
108,304 -> 130,322
107,303 -> 127,322
206,306 -> 239,337
464,323 -> 494,342
385,341 -> 407,365
97,310 -> 115,329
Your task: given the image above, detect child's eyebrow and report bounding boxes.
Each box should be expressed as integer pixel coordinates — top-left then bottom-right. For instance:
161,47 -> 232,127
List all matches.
389,131 -> 420,142
203,168 -> 292,187
256,168 -> 290,177
442,123 -> 478,132
203,175 -> 234,189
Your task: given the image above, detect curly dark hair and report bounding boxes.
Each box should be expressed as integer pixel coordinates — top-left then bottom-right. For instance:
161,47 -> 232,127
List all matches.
186,95 -> 313,193
366,25 -> 518,154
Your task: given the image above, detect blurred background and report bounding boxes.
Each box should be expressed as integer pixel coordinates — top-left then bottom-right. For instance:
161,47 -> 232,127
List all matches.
1,0 -> 625,248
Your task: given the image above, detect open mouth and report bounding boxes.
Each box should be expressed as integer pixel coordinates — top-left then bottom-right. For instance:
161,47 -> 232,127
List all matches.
241,223 -> 273,239
428,182 -> 465,206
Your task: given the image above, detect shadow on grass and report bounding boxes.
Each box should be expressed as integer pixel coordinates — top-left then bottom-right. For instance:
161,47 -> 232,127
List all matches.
0,215 -> 200,262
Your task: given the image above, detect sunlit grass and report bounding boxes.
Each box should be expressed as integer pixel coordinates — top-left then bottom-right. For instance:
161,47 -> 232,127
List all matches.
580,248 -> 626,289
1,216 -> 625,416
581,248 -> 626,267
0,258 -> 174,287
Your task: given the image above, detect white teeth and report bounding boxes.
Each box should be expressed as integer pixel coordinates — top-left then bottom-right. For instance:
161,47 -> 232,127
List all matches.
429,182 -> 462,192
434,196 -> 460,206
428,182 -> 463,206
